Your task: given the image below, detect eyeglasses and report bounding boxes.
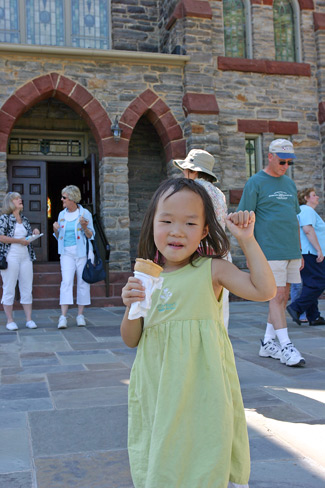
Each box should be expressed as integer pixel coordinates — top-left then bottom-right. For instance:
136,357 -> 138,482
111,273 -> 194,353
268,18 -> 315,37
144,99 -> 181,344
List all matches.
279,160 -> 294,166
61,196 -> 68,200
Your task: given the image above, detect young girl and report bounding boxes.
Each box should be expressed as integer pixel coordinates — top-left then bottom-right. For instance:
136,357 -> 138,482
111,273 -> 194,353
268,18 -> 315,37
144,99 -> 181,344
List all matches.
121,178 -> 276,488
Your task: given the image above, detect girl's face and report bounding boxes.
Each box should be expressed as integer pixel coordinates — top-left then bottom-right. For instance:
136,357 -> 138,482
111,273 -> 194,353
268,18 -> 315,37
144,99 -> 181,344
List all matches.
153,188 -> 208,270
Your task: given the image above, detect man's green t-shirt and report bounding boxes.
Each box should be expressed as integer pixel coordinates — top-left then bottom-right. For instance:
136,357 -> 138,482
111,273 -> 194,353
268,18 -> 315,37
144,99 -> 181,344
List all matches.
237,170 -> 301,260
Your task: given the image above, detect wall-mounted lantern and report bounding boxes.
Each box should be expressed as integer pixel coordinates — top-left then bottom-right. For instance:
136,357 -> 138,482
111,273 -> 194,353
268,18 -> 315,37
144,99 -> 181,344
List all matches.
111,116 -> 122,142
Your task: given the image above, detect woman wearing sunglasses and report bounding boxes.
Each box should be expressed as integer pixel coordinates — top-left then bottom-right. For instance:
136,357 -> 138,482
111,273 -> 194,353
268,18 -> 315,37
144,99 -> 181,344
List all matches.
0,192 -> 40,331
53,185 -> 95,329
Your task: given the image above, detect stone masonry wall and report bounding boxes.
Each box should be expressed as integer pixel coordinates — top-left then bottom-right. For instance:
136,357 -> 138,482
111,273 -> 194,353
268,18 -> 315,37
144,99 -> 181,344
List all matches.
0,51 -> 187,270
166,0 -> 324,266
2,0 -> 325,271
111,0 -> 159,52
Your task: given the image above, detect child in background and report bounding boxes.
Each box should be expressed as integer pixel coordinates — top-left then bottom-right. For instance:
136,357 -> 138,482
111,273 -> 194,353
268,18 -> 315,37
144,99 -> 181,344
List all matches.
121,178 -> 276,488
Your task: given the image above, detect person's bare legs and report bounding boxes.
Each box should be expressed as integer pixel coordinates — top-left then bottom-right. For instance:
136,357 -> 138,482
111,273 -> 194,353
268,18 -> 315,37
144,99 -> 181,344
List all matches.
3,304 -> 14,324
61,304 -> 69,316
77,305 -> 84,316
22,303 -> 32,322
268,284 -> 290,331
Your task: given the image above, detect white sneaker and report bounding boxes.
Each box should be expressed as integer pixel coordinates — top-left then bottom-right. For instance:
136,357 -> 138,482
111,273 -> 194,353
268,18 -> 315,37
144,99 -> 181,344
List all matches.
281,343 -> 305,367
57,315 -> 67,329
26,320 -> 37,329
6,322 -> 18,331
76,314 -> 86,327
259,339 -> 282,359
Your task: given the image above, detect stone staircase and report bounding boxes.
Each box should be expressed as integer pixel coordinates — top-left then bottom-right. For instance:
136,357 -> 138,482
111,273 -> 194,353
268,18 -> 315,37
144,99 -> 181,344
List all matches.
0,262 -> 131,310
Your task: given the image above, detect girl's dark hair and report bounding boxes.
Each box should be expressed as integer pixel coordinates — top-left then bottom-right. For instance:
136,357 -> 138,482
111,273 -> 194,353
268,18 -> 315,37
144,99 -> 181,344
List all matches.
297,187 -> 315,205
137,178 -> 229,266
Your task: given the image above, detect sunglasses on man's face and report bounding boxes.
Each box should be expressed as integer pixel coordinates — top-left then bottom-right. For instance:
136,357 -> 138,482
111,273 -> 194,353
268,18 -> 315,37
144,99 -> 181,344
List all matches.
279,160 -> 294,166
61,196 -> 68,200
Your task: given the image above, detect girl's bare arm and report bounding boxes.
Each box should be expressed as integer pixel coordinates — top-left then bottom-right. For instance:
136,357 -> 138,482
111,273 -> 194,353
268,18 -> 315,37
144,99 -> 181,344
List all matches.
120,277 -> 145,348
212,211 -> 276,302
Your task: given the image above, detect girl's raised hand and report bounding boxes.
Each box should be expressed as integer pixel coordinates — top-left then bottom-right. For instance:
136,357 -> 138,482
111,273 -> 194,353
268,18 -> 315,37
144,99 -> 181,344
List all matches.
226,210 -> 255,240
121,277 -> 145,308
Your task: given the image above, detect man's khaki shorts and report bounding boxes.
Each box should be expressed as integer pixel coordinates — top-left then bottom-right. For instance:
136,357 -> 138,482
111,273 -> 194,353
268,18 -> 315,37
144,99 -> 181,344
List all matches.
268,259 -> 302,287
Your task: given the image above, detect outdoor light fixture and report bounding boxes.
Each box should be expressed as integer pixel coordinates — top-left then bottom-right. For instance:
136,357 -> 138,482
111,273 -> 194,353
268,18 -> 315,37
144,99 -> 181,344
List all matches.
111,115 -> 122,142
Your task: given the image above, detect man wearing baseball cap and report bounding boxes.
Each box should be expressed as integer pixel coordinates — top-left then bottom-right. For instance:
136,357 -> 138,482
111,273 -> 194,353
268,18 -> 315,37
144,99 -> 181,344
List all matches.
237,139 -> 305,367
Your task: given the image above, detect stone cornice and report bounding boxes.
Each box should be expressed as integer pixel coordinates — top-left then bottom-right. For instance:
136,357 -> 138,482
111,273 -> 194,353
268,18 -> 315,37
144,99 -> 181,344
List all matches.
0,43 -> 190,66
238,119 -> 299,134
182,93 -> 219,115
218,57 -> 311,76
314,12 -> 325,31
166,0 -> 212,30
250,0 -> 314,7
318,102 -> 325,124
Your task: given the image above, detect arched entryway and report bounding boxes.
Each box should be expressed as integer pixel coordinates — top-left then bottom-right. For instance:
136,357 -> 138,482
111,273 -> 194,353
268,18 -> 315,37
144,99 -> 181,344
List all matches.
0,74 -> 113,261
117,89 -> 186,267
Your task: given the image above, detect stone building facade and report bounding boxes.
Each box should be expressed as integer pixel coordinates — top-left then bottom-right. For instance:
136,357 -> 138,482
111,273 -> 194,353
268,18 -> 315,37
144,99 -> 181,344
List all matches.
1,0 -> 325,273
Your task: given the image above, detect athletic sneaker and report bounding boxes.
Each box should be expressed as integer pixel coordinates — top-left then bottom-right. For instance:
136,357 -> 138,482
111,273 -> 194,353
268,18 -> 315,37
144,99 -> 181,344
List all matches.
280,343 -> 305,367
259,339 -> 282,359
76,314 -> 86,327
6,322 -> 18,331
26,320 -> 37,329
57,315 -> 67,329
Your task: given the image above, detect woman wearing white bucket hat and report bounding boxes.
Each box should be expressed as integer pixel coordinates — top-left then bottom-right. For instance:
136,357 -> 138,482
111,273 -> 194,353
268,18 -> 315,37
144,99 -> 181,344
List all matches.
173,149 -> 232,330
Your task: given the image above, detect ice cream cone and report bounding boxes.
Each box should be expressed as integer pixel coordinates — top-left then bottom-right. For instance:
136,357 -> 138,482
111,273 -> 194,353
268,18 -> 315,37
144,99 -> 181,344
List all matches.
134,258 -> 163,278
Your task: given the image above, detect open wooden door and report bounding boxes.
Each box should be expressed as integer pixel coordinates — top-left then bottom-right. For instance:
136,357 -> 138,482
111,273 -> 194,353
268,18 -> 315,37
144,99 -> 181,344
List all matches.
8,160 -> 47,261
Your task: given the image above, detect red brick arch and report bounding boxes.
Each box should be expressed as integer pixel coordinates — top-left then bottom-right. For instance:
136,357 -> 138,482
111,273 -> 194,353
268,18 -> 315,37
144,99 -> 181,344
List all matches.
116,89 -> 186,161
0,73 -> 112,159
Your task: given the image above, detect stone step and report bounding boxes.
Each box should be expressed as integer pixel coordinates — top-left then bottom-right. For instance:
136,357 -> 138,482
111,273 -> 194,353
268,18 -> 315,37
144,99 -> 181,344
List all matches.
1,296 -> 124,310
0,263 -> 131,310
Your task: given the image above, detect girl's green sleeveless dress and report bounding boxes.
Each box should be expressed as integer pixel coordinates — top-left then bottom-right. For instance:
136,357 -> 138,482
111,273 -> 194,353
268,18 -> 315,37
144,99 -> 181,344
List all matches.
128,258 -> 250,488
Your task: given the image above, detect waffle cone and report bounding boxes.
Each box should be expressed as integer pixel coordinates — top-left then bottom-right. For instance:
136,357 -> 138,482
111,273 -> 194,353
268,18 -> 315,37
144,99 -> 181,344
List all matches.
134,258 -> 163,277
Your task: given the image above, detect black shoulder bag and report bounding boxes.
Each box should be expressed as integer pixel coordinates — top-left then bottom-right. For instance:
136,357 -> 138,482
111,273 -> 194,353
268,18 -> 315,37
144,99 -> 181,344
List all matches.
82,238 -> 106,284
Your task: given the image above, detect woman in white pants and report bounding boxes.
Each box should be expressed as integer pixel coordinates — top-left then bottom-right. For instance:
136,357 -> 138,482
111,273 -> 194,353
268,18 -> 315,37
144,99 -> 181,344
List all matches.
53,185 -> 95,329
0,192 -> 40,331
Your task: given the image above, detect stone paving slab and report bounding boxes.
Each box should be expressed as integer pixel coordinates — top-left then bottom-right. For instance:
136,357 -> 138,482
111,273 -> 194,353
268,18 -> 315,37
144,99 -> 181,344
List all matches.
35,450 -> 133,488
0,471 -> 33,488
1,303 -> 325,487
0,428 -> 31,473
56,350 -> 118,365
0,382 -> 50,400
250,459 -> 325,488
47,368 -> 130,391
2,364 -> 85,377
29,405 -> 128,456
0,397 -> 54,413
52,385 -> 128,409
60,328 -> 98,343
70,340 -> 125,351
85,362 -> 129,371
87,326 -> 122,337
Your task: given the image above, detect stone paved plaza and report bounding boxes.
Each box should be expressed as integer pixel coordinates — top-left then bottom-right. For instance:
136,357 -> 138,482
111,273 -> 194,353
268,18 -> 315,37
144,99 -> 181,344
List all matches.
0,302 -> 325,488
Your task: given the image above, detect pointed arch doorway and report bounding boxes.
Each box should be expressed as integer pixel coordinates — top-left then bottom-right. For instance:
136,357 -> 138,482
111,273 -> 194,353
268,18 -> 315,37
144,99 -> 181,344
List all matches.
7,154 -> 96,262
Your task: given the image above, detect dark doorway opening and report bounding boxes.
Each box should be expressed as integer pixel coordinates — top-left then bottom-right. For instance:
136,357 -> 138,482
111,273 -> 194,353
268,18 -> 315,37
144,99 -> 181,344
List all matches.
47,161 -> 86,261
128,116 -> 166,265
